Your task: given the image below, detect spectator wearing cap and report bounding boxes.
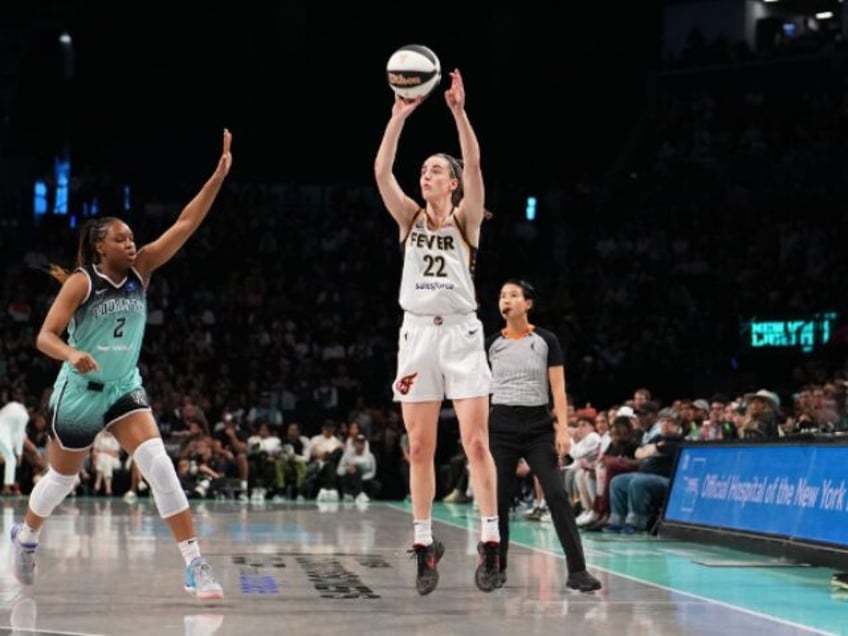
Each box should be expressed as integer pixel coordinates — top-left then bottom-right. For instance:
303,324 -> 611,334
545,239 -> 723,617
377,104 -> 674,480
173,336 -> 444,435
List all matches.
615,405 -> 636,419
611,404 -> 637,436
604,411 -> 684,534
674,399 -> 698,440
575,407 -> 598,421
337,433 -> 378,503
742,389 -> 781,439
687,399 -> 711,440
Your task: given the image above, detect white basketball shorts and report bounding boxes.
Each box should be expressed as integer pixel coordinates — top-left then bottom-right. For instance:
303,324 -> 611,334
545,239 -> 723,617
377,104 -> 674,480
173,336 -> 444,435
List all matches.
392,312 -> 492,402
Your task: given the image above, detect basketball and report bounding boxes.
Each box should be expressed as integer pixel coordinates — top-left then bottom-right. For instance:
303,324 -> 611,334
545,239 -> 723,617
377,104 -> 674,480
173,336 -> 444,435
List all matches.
386,44 -> 441,100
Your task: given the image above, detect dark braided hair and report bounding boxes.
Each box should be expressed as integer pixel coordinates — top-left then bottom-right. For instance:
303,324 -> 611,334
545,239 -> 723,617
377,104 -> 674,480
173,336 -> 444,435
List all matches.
45,217 -> 120,284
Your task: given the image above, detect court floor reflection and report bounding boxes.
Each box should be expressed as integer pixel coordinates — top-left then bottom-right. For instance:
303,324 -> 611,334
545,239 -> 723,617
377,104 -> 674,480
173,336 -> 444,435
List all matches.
0,498 -> 842,636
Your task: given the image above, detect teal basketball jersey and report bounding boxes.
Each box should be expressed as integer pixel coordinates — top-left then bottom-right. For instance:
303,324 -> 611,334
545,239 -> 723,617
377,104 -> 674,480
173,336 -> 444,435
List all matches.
58,264 -> 147,384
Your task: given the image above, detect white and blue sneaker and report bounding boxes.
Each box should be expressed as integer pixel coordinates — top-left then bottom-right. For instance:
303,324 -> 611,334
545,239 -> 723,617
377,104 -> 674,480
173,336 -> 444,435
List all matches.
184,556 -> 224,600
10,523 -> 38,586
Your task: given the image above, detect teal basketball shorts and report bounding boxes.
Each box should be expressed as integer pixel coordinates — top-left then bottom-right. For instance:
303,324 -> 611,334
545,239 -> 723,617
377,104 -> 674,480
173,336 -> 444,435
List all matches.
48,369 -> 151,450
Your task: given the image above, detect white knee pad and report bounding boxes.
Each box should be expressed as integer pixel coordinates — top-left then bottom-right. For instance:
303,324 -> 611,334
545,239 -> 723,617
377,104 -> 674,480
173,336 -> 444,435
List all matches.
29,468 -> 79,518
133,438 -> 189,518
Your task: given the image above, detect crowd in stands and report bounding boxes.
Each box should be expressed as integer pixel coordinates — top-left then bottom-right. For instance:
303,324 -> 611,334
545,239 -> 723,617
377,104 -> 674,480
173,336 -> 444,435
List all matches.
1,52 -> 847,524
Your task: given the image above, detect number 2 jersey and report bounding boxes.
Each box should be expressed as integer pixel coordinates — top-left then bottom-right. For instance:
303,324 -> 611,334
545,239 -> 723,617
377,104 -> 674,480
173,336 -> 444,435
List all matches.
57,263 -> 147,384
398,210 -> 479,315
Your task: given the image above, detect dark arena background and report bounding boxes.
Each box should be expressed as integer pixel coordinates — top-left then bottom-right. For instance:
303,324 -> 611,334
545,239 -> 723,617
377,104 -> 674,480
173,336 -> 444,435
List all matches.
1,2 -> 847,635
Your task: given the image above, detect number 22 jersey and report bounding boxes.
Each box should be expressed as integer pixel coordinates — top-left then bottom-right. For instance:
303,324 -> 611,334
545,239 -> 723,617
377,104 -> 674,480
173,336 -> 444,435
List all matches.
398,210 -> 478,315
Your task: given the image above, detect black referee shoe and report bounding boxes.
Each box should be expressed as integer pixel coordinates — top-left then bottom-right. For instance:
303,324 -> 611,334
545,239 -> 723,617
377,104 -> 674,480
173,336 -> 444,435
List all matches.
567,570 -> 602,592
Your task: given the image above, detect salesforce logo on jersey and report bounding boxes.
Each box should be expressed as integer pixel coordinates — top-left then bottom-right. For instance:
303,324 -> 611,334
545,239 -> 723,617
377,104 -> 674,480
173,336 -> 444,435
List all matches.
665,444 -> 848,547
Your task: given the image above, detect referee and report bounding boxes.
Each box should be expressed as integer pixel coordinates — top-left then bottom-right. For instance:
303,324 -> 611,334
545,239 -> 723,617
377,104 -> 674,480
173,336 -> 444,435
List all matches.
485,279 -> 601,592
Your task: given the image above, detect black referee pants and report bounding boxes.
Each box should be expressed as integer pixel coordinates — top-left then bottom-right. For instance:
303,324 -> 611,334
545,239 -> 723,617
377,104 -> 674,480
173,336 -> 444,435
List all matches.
489,404 -> 587,575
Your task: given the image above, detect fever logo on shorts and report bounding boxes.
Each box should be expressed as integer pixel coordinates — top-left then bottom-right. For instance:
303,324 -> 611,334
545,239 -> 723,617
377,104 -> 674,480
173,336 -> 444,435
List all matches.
395,372 -> 418,395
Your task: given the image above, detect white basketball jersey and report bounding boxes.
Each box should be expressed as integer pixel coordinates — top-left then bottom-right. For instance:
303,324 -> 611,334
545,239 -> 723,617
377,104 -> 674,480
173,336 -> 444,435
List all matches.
399,210 -> 478,315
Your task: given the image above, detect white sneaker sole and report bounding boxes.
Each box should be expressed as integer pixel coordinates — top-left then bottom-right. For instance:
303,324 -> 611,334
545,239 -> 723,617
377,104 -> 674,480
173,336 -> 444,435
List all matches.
185,585 -> 224,600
